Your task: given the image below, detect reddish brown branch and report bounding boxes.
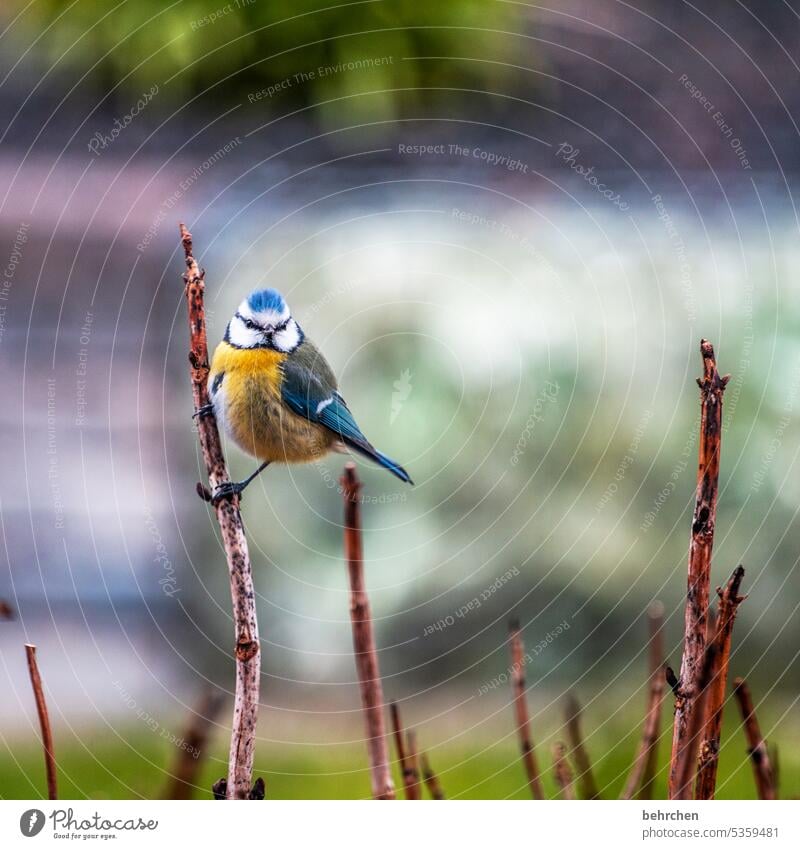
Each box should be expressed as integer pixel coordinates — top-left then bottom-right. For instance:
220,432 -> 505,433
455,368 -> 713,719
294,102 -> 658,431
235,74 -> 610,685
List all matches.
421,752 -> 446,799
1,599 -> 14,619
695,566 -> 747,799
180,224 -> 261,799
564,692 -> 600,799
25,644 -> 57,800
508,620 -> 545,799
732,678 -> 777,800
163,690 -> 226,800
406,729 -> 421,800
389,702 -> 419,799
621,601 -> 665,799
672,635 -> 716,799
552,741 -> 575,800
668,339 -> 729,799
341,463 -> 395,800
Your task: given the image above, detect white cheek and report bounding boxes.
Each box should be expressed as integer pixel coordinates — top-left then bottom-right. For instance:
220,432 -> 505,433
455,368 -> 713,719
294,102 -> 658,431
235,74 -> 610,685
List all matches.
273,320 -> 301,353
228,320 -> 262,349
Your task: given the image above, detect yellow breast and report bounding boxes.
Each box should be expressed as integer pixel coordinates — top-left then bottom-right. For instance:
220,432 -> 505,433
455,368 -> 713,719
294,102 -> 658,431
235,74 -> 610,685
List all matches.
209,341 -> 334,464
210,341 -> 285,392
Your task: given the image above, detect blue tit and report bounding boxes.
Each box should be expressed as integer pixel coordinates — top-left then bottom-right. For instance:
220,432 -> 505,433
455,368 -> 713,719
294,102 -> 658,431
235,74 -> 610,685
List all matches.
205,288 -> 413,501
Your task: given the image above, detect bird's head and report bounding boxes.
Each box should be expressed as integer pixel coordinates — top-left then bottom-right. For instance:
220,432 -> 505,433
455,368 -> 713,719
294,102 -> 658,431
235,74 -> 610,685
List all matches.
225,288 -> 304,353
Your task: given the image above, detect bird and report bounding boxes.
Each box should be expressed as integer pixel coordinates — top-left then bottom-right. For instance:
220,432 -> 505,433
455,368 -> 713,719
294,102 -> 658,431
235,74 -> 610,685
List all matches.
203,287 -> 413,502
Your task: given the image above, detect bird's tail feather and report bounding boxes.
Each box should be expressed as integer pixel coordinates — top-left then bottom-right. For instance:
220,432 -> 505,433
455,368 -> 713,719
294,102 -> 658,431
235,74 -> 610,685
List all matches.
345,439 -> 414,484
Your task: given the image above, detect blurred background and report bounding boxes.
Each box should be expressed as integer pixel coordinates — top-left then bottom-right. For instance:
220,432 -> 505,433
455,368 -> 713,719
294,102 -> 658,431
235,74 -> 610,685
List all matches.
1,0 -> 799,799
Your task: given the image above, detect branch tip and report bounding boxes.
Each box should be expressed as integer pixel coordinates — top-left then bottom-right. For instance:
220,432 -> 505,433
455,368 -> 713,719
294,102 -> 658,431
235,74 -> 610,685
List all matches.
25,644 -> 57,800
342,471 -> 394,800
669,338 -> 726,798
340,462 -> 362,502
508,622 -> 544,799
665,666 -> 680,695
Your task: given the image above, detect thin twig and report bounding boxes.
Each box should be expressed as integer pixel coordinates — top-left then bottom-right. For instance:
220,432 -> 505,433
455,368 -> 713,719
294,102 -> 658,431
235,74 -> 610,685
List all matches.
508,619 -> 545,799
564,692 -> 600,799
668,339 -> 729,799
672,636 -> 716,799
180,223 -> 261,800
25,644 -> 57,800
552,741 -> 575,800
732,678 -> 777,800
163,690 -> 226,800
620,601 -> 665,799
771,743 -> 779,798
406,729 -> 421,800
341,463 -> 395,800
420,752 -> 445,799
1,599 -> 14,619
695,566 -> 747,799
389,702 -> 419,799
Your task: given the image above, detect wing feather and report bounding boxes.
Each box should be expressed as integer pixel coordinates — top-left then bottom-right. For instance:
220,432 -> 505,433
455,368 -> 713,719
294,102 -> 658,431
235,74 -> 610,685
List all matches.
280,349 -> 412,484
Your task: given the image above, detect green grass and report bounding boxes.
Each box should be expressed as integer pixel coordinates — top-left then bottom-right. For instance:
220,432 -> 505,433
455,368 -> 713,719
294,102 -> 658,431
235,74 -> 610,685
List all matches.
2,707 -> 794,799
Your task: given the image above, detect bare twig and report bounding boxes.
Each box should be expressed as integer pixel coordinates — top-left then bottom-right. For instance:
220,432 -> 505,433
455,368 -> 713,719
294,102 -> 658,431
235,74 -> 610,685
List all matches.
421,752 -> 445,799
180,224 -> 261,800
695,566 -> 747,799
564,692 -> 600,799
668,339 -> 728,799
163,690 -> 226,799
1,599 -> 14,619
672,636 -> 716,799
771,743 -> 779,798
25,645 -> 57,800
552,741 -> 575,800
508,620 -> 545,799
406,730 -> 421,800
620,601 -> 665,799
639,728 -> 659,801
732,678 -> 777,800
389,702 -> 419,799
341,463 -> 395,800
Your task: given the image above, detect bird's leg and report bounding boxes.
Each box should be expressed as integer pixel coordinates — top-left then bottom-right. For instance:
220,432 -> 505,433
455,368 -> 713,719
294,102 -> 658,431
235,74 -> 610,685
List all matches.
193,403 -> 215,420
211,461 -> 271,505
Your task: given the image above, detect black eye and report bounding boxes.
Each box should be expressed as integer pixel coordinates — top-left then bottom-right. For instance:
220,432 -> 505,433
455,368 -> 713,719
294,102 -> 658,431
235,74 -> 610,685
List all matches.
243,318 -> 259,330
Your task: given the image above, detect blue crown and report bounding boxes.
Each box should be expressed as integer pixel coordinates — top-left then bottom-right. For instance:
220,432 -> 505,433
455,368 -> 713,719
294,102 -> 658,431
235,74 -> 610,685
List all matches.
247,288 -> 286,315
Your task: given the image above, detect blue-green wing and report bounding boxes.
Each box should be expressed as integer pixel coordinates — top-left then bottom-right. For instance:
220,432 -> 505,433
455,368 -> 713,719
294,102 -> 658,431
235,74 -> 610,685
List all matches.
280,348 -> 412,484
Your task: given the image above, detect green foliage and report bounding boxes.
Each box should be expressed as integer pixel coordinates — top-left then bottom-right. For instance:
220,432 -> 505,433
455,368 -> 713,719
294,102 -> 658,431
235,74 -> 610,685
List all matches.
3,700 -> 795,799
9,0 -> 524,121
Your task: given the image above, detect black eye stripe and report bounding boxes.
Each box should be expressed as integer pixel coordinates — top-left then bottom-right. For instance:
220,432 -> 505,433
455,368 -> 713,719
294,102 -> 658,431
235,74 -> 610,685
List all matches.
237,314 -> 259,330
235,312 -> 290,336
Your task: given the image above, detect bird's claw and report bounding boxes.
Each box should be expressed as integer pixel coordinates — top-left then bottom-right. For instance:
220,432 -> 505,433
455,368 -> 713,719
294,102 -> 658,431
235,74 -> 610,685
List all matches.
211,480 -> 244,505
193,403 -> 215,420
